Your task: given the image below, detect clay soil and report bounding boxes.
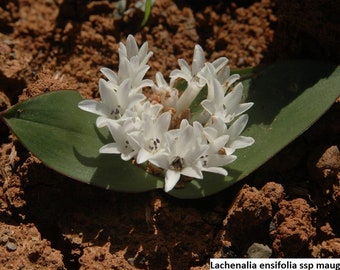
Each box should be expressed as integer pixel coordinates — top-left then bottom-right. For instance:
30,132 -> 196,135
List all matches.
1,0 -> 340,269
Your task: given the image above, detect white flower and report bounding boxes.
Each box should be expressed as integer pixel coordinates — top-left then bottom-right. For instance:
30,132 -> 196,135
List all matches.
170,45 -> 207,113
78,36 -> 255,193
100,61 -> 153,93
170,45 -> 205,84
134,100 -> 164,121
119,35 -> 153,68
202,79 -> 253,124
198,61 -> 240,100
153,72 -> 179,110
99,118 -> 141,161
211,57 -> 240,89
100,35 -> 154,93
149,120 -> 209,192
224,114 -> 255,155
193,122 -> 236,175
78,78 -> 145,125
118,56 -> 154,93
130,112 -> 171,164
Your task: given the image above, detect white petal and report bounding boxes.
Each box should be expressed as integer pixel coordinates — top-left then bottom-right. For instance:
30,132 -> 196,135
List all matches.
224,82 -> 243,108
126,34 -> 138,59
118,57 -> 130,80
213,78 -> 224,103
229,136 -> 255,149
202,166 -> 228,176
127,93 -> 146,110
178,59 -> 191,75
192,45 -> 205,75
99,143 -> 121,154
229,114 -> 249,138
169,69 -> 192,83
181,165 -> 203,179
138,43 -> 153,66
212,57 -> 228,72
138,41 -> 148,62
157,112 -> 171,132
149,154 -> 169,170
201,99 -> 215,115
175,125 -> 193,155
141,101 -> 163,118
179,119 -> 190,129
224,74 -> 240,89
99,79 -> 119,110
208,154 -> 237,167
117,78 -> 131,107
210,135 -> 229,150
136,79 -> 154,90
236,102 -> 254,116
136,148 -> 153,164
118,42 -> 127,59
133,65 -> 150,86
121,151 -> 138,161
78,100 -> 107,116
100,67 -> 119,83
96,116 -> 112,128
164,169 -> 181,192
155,72 -> 167,88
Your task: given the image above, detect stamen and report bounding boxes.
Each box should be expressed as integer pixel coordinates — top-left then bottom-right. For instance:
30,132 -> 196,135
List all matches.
110,105 -> 122,119
169,156 -> 184,171
147,138 -> 161,153
200,155 -> 209,167
218,148 -> 226,155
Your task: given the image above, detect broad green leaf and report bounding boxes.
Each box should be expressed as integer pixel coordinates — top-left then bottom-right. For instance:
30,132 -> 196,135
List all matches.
1,61 -> 339,198
1,90 -> 163,192
170,60 -> 340,198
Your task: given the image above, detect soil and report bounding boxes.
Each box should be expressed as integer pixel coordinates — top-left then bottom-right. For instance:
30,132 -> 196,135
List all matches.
0,0 -> 340,269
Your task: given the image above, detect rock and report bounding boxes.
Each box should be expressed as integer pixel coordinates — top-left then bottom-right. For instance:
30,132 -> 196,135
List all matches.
247,243 -> 272,258
221,182 -> 284,253
318,238 -> 340,257
270,198 -> 316,257
6,241 -> 17,251
309,145 -> 340,179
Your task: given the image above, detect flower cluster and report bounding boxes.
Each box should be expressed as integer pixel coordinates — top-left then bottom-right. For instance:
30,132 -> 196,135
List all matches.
78,35 -> 254,192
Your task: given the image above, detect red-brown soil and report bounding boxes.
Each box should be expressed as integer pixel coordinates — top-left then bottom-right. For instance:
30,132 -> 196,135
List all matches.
0,0 -> 339,269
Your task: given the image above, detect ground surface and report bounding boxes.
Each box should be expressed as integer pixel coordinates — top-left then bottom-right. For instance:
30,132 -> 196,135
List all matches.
0,0 -> 340,269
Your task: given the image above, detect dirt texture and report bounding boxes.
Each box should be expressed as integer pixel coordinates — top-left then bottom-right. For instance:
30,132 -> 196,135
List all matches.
0,0 -> 340,269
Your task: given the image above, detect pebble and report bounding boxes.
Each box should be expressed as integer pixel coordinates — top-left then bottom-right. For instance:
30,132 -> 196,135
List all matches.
6,241 -> 17,251
127,258 -> 135,266
247,243 -> 272,258
0,235 -> 9,244
309,145 -> 340,179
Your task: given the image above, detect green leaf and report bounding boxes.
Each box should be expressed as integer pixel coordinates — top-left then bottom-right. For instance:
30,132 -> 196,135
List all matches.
1,90 -> 163,192
169,60 -> 340,198
140,0 -> 152,29
1,60 -> 339,198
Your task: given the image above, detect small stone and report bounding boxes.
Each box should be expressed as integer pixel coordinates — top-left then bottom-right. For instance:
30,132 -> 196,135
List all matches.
247,243 -> 272,258
127,258 -> 135,266
309,146 -> 340,179
0,235 -> 9,244
316,146 -> 340,177
6,241 -> 17,251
